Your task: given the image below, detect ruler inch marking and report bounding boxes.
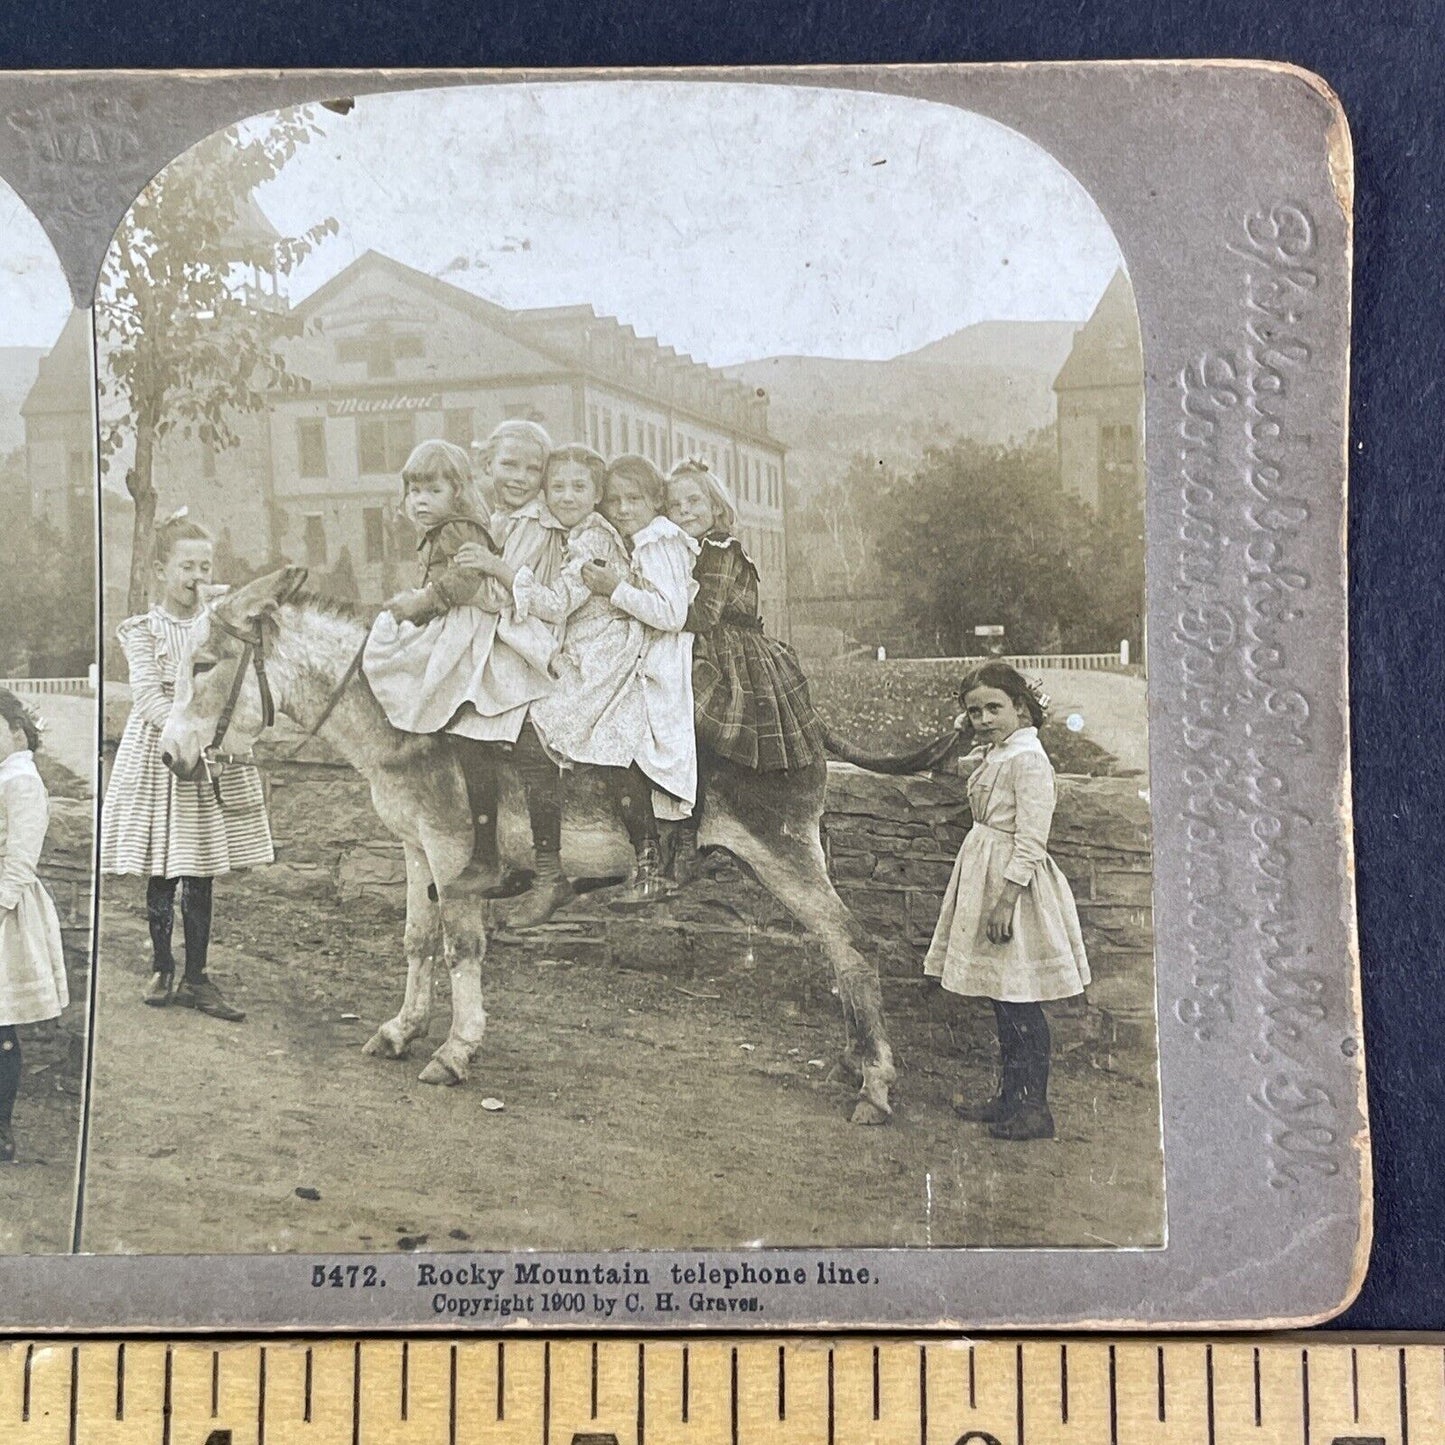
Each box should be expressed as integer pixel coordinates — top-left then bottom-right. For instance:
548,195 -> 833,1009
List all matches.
449,1344 -> 458,1445
401,1338 -> 409,1422
1351,1345 -> 1360,1423
919,1345 -> 927,1445
730,1346 -> 739,1445
114,1341 -> 124,1421
543,1340 -> 551,1445
593,1340 -> 600,1422
1400,1345 -> 1410,1445
258,1344 -> 267,1445
827,1349 -> 835,1445
1157,1344 -> 1166,1423
969,1345 -> 977,1410
1016,1342 -> 1025,1445
1206,1344 -> 1216,1445
1254,1346 -> 1262,1428
680,1345 -> 688,1424
352,1339 -> 362,1445
1061,1343 -> 1069,1425
161,1345 -> 172,1445
22,1341 -> 32,1422
873,1344 -> 881,1422
211,1349 -> 219,1420
67,1346 -> 77,1445
639,1341 -> 647,1445
1300,1346 -> 1312,1445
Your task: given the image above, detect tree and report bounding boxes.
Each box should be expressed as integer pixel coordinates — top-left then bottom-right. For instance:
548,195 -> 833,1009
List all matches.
874,433 -> 1141,656
0,450 -> 95,676
95,109 -> 337,614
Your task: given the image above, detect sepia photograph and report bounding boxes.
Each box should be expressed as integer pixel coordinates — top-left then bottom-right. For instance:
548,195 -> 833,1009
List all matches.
74,79 -> 1165,1256
0,176 -> 95,1253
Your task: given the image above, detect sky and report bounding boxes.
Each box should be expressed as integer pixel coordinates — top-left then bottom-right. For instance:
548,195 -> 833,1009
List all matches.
0,179 -> 76,349
251,81 -> 1125,368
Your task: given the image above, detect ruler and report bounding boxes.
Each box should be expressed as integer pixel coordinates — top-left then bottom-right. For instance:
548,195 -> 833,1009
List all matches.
1,1339 -> 1440,1445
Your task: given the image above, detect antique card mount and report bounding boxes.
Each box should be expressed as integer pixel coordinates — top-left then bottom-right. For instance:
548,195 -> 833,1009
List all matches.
0,63 -> 1361,1329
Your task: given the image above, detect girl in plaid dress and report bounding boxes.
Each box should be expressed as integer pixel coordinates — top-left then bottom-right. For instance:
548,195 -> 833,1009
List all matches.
666,458 -> 824,771
100,512 -> 273,1022
0,690 -> 68,1163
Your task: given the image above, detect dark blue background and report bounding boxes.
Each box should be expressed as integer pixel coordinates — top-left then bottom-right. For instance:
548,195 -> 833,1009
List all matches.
3,0 -> 1439,1328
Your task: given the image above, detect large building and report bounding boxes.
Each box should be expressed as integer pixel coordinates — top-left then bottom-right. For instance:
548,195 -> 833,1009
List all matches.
1052,269 -> 1144,523
50,248 -> 791,633
21,308 -> 94,545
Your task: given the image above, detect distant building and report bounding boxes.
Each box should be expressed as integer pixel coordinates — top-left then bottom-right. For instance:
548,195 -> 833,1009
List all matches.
21,309 -> 94,546
1052,269 -> 1144,523
72,247 -> 790,632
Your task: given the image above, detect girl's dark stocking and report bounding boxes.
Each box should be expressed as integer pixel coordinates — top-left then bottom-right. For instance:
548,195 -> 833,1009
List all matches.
0,1025 -> 21,1138
456,739 -> 501,880
953,999 -> 1026,1122
989,1000 -> 1055,1141
611,765 -> 659,853
146,875 -> 179,976
180,876 -> 214,983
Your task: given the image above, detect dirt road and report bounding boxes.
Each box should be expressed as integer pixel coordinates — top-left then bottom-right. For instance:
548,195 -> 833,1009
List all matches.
84,870 -> 1163,1254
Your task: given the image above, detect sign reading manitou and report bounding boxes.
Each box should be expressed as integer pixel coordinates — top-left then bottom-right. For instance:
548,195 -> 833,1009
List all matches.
327,393 -> 441,416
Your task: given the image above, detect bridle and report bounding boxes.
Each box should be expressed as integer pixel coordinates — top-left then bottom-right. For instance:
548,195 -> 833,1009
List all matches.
194,582 -> 366,803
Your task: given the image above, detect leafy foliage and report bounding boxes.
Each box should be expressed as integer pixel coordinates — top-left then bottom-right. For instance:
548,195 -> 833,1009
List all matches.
95,108 -> 337,613
0,449 -> 94,677
873,434 -> 1145,656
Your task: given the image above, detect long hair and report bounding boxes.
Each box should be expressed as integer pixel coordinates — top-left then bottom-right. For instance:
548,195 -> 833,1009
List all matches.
0,688 -> 41,753
400,439 -> 486,521
667,456 -> 736,533
957,661 -> 1046,729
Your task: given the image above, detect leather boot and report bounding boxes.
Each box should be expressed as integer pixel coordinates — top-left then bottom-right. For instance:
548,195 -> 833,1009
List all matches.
989,1025 -> 1055,1140
608,839 -> 673,911
505,850 -> 576,929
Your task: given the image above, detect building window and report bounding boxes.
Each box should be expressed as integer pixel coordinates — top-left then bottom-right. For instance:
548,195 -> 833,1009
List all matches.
303,514 -> 327,568
337,324 -> 424,379
201,443 -> 217,481
363,506 -> 387,565
444,408 -> 474,448
602,412 -> 613,457
620,416 -> 630,453
297,419 -> 327,478
358,413 -> 416,474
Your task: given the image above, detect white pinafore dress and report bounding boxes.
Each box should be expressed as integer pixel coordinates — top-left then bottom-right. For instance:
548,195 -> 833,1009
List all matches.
0,751 -> 68,1027
923,727 -> 1090,1003
99,607 -> 274,878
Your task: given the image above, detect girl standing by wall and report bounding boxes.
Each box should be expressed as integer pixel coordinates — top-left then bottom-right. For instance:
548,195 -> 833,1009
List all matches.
100,512 -> 273,1022
924,662 -> 1089,1141
0,690 -> 67,1163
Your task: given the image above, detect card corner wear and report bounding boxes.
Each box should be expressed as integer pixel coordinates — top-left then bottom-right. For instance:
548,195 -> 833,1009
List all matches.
0,60 -> 1362,1331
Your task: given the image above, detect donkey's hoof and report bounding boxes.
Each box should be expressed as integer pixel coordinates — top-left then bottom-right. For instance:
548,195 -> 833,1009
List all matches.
850,1097 -> 892,1126
419,1057 -> 464,1086
362,1028 -> 409,1060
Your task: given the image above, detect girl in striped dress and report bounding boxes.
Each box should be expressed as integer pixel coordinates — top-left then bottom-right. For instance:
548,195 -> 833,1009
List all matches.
0,690 -> 68,1163
99,512 -> 273,1022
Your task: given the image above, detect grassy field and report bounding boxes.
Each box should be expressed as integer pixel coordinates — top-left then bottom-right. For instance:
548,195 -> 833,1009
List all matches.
808,659 -> 1120,775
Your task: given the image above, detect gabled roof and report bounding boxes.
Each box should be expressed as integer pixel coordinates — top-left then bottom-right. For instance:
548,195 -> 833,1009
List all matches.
21,310 -> 92,418
291,250 -> 544,347
1053,269 -> 1143,393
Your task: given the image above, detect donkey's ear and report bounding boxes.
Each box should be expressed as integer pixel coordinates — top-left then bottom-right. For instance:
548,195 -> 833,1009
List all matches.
274,566 -> 309,603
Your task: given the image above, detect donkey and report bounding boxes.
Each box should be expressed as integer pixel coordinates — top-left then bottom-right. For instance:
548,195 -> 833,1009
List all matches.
159,566 -> 911,1123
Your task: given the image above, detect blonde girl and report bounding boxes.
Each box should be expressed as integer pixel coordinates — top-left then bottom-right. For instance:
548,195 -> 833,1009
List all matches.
924,662 -> 1089,1141
100,511 -> 273,1022
531,452 -> 698,906
0,690 -> 67,1163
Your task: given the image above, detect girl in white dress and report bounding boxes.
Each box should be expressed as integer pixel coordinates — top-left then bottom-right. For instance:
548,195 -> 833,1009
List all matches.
366,431 -> 567,907
526,452 -> 698,907
0,690 -> 68,1163
924,662 -> 1089,1141
100,512 -> 273,1022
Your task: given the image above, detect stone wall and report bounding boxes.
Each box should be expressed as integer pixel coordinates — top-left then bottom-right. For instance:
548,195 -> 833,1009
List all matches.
823,764 -> 1156,1042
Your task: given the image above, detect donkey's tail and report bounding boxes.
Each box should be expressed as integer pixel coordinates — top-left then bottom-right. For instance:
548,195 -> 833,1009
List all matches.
819,722 -> 964,776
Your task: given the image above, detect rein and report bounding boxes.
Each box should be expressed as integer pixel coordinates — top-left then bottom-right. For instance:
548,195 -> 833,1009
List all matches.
199,604 -> 368,801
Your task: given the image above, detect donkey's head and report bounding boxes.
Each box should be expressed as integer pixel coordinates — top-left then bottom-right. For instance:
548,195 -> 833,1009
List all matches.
159,566 -> 308,778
